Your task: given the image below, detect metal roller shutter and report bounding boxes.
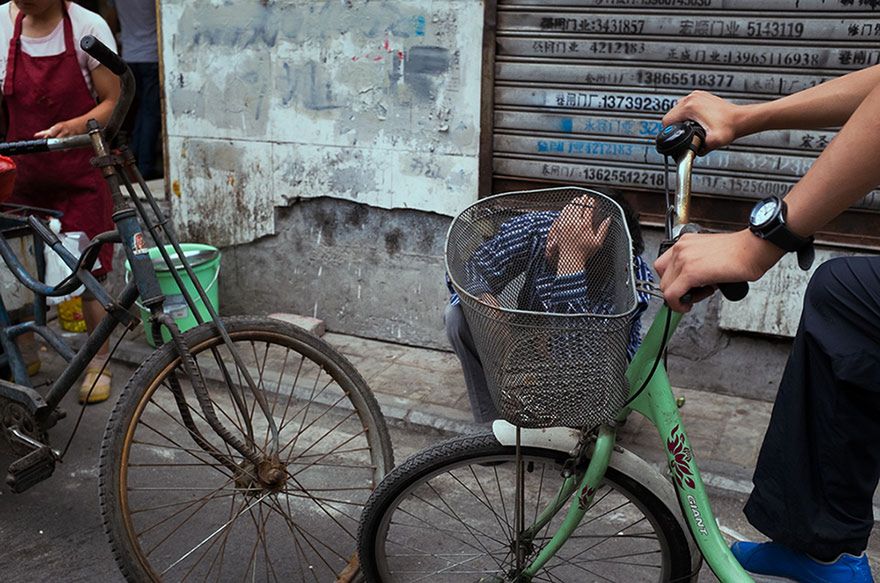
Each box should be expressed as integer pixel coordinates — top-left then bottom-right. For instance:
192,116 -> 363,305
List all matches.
491,0 -> 880,248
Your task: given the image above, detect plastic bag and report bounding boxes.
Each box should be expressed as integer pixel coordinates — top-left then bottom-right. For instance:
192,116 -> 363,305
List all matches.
43,218 -> 100,305
0,155 -> 16,202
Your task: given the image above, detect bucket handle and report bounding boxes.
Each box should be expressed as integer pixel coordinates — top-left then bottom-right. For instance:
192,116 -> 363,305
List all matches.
125,266 -> 220,312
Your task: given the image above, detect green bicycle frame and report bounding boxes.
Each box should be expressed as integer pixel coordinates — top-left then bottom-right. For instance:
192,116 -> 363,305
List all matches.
520,304 -> 754,582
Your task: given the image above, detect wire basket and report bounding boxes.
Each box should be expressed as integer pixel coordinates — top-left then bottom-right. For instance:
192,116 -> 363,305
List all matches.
446,187 -> 638,429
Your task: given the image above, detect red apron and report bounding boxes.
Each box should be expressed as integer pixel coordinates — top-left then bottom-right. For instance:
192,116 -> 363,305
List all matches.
3,3 -> 114,275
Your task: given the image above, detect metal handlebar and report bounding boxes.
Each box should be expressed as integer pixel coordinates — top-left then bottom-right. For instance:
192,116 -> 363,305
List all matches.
656,121 -> 750,303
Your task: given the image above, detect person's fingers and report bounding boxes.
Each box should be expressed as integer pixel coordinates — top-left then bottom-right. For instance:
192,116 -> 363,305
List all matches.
545,226 -> 558,259
36,123 -> 65,138
654,246 -> 671,277
597,216 -> 611,242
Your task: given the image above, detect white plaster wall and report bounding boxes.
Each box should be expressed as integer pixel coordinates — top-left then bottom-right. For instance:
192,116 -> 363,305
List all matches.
161,0 -> 485,246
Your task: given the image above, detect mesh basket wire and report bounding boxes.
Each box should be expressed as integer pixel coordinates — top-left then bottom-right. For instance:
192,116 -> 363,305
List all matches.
446,187 -> 638,429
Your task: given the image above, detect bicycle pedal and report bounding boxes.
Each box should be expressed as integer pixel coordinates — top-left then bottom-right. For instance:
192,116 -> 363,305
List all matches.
6,445 -> 56,493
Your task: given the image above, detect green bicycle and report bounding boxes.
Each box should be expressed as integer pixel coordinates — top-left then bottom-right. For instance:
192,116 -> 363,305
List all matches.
357,121 -> 756,582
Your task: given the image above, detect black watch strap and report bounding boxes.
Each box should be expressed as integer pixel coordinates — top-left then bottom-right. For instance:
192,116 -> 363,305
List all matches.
762,223 -> 815,271
762,222 -> 808,252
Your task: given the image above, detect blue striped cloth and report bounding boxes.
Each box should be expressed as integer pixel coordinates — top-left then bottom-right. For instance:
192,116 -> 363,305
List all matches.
447,211 -> 654,359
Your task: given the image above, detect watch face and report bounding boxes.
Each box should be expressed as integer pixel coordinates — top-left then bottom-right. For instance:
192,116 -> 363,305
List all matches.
751,198 -> 779,228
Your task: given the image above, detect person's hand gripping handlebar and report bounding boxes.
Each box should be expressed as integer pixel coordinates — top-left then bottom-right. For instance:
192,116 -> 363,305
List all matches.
655,120 -> 750,306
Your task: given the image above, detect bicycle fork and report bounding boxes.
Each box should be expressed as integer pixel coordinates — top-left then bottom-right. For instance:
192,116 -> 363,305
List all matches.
513,425 -> 617,582
90,123 -> 282,472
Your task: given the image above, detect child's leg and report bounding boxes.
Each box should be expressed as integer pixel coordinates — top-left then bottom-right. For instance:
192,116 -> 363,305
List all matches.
79,295 -> 112,404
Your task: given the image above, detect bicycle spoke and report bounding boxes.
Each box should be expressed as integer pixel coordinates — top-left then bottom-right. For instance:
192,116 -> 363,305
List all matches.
280,490 -> 367,507
159,493 -> 270,576
177,494 -> 243,583
455,465 -> 515,538
131,421 -> 235,482
274,352 -> 306,436
265,495 -> 348,568
283,471 -> 358,541
202,492 -> 245,582
145,393 -> 258,470
282,495 -> 322,583
154,380 -> 259,465
267,346 -> 292,420
278,395 -> 356,458
286,426 -> 366,479
392,505 -> 508,552
142,481 -> 239,559
129,491 -> 238,515
278,491 -> 363,524
425,481 -> 506,569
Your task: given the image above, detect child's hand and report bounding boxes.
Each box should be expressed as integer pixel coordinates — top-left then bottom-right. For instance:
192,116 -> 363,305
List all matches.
34,120 -> 78,139
546,195 -> 611,275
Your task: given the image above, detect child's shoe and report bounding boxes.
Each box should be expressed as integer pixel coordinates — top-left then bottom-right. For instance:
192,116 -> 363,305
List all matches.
78,366 -> 112,404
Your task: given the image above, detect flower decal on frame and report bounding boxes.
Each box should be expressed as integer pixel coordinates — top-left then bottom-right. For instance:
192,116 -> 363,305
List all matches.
667,424 -> 695,489
577,485 -> 597,510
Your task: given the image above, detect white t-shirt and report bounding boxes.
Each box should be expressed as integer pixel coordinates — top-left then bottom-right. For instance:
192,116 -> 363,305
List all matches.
0,1 -> 117,96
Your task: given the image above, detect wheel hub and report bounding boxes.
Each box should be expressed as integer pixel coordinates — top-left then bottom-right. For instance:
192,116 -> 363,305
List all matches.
234,457 -> 287,494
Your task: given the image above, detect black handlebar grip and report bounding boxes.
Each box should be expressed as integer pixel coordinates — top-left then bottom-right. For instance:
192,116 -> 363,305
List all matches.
680,281 -> 749,305
656,120 -> 707,158
718,281 -> 749,302
0,138 -> 49,156
81,35 -> 126,76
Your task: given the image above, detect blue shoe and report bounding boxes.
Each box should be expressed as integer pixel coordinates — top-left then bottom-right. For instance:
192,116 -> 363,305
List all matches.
731,541 -> 874,583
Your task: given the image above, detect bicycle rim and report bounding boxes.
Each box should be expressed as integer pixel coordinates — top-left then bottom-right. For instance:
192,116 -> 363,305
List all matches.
102,317 -> 393,582
362,433 -> 688,582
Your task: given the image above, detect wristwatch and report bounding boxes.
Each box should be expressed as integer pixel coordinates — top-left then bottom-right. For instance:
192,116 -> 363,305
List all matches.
749,196 -> 815,271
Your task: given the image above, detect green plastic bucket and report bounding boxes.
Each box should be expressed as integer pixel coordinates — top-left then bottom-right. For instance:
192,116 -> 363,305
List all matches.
125,243 -> 221,347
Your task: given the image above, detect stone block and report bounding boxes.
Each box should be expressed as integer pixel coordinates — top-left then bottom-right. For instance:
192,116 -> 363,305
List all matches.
269,313 -> 326,336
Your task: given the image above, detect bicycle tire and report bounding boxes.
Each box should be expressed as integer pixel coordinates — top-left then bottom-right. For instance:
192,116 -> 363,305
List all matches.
358,432 -> 694,582
100,316 -> 394,582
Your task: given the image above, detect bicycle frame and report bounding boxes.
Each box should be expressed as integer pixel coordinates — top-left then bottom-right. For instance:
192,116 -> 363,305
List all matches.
507,126 -> 755,582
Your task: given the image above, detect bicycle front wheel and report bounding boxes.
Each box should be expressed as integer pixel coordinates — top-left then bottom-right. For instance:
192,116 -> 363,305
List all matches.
100,316 -> 393,582
358,432 -> 694,582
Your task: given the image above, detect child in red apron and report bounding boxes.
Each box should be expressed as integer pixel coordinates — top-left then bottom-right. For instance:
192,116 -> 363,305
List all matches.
3,0 -> 120,403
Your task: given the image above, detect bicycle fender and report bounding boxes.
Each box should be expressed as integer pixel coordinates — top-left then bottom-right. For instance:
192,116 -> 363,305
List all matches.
491,420 -> 702,579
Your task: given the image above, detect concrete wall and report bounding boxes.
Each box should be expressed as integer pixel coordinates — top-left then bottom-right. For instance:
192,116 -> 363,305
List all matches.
221,197 -> 451,348
162,0 -> 485,247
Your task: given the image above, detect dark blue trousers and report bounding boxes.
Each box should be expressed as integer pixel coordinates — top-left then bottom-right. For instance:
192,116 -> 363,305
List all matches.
129,62 -> 162,179
745,256 -> 880,559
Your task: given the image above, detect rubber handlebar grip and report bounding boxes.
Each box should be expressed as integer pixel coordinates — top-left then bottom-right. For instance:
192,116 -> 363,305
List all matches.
718,281 -> 749,302
680,281 -> 749,305
80,35 -> 126,76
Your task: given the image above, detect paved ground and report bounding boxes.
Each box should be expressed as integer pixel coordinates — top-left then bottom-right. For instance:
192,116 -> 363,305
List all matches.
1,321 -> 878,580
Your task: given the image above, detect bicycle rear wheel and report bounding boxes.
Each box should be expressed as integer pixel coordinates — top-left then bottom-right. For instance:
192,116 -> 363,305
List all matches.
101,316 -> 393,582
358,432 -> 694,582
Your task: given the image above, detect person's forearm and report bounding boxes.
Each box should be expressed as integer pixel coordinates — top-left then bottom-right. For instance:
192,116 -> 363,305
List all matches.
67,99 -> 116,134
782,81 -> 880,237
736,64 -> 880,137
